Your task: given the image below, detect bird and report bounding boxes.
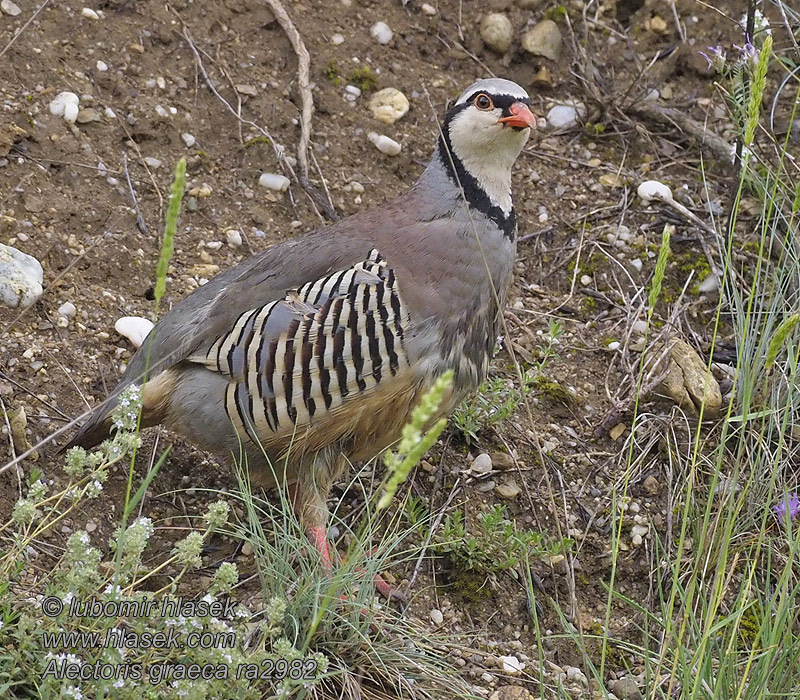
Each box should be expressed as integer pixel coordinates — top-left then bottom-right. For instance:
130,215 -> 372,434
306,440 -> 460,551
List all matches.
67,77 -> 537,592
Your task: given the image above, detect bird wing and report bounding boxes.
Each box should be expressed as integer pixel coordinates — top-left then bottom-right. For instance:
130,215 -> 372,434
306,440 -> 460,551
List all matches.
183,248 -> 413,447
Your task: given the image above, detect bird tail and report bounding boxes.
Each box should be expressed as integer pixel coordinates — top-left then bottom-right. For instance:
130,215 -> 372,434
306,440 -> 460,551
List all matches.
62,386 -> 128,452
64,369 -> 177,452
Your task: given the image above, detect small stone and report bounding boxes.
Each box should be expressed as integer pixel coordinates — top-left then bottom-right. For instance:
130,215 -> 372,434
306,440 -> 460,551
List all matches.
258,173 -> 291,191
367,132 -> 401,156
331,33 -> 344,45
236,84 -> 258,97
241,541 -> 254,557
58,301 -> 77,318
63,102 -> 79,124
430,608 -> 444,625
143,156 -> 162,169
489,452 -> 514,470
599,172 -> 625,187
85,521 -> 97,533
638,180 -> 673,202
96,60 -> 108,72
469,452 -> 493,476
81,7 -> 99,19
608,678 -> 642,700
49,91 -> 80,117
650,15 -> 668,33
697,274 -> 719,294
609,423 -> 627,441
566,666 -> 588,686
580,274 -> 592,286
631,524 -> 649,546
0,243 -> 43,309
188,184 -> 212,198
421,3 -> 436,15
490,687 -> 536,700
480,13 -> 513,54
643,475 -> 659,495
225,229 -> 243,247
104,106 -> 116,119
76,108 -> 101,124
345,84 -> 362,99
607,341 -> 621,351
498,655 -> 525,674
546,105 -> 579,129
181,132 -> 196,147
370,21 -> 393,45
369,87 -> 410,124
658,339 -> 722,416
496,481 -> 521,500
114,316 -> 154,349
521,20 -> 562,61
1,0 -> 21,16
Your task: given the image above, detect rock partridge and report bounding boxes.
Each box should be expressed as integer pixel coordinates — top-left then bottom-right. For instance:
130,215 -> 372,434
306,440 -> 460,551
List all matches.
68,77 -> 537,584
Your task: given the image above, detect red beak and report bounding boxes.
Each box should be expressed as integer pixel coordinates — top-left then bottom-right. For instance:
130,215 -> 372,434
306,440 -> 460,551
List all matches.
497,102 -> 537,129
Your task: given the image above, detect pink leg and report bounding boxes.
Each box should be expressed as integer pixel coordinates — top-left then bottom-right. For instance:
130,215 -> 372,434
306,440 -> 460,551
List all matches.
305,525 -> 333,572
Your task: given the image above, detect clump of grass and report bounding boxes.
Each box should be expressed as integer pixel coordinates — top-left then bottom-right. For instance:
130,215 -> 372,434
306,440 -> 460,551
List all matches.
346,66 -> 378,92
438,504 -> 571,582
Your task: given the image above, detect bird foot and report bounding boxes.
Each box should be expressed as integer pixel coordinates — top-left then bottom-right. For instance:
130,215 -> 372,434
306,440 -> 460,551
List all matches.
304,526 -> 405,604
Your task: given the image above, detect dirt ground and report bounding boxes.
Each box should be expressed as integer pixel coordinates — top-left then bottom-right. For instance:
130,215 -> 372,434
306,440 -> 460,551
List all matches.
0,0 -> 786,696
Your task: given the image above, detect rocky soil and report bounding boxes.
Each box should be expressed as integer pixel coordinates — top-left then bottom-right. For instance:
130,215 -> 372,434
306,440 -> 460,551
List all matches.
1,0 -> 791,697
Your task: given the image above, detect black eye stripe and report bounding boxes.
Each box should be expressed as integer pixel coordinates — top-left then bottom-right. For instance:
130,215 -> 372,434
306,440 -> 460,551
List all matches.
462,91 -> 530,109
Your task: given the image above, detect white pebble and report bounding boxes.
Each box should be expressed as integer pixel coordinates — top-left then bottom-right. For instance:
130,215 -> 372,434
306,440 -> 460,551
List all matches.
331,33 -> 344,45
49,91 -> 80,117
104,106 -> 116,119
0,243 -> 43,309
421,3 -> 437,15
58,301 -> 77,319
580,274 -> 592,286
154,105 -> 169,118
369,87 -> 409,124
96,60 -> 108,72
258,173 -> 290,191
205,241 -> 223,250
143,156 -> 162,169
115,316 -> 154,349
367,132 -> 401,156
637,180 -> 673,202
225,229 -> 243,247
607,341 -> 621,351
631,258 -> 643,272
1,0 -> 21,17
370,21 -> 393,45
546,104 -> 579,129
429,609 -> 443,625
345,84 -> 362,98
499,655 -> 525,674
81,7 -> 99,19
181,132 -> 196,147
63,101 -> 79,124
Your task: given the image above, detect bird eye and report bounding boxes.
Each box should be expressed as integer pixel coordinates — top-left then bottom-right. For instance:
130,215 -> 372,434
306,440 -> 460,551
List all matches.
474,93 -> 494,111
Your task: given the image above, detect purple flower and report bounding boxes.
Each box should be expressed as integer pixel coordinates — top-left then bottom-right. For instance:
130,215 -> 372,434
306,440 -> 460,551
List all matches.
699,45 -> 727,72
774,492 -> 800,524
734,42 -> 759,70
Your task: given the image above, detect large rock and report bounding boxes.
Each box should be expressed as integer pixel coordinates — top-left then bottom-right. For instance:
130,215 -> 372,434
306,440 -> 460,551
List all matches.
521,20 -> 562,61
0,243 -> 43,309
658,339 -> 722,416
480,13 -> 513,54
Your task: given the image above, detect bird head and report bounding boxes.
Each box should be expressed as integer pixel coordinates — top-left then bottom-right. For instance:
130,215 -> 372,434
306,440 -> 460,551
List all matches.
444,78 -> 536,168
436,78 -> 536,219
